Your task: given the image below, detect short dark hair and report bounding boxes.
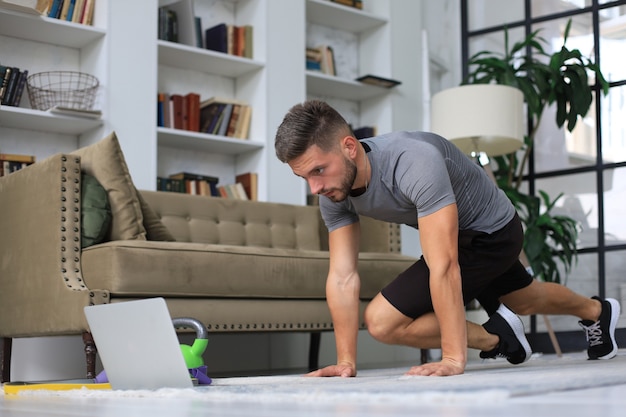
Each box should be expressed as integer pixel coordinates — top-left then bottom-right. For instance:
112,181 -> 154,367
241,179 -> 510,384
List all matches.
275,100 -> 352,163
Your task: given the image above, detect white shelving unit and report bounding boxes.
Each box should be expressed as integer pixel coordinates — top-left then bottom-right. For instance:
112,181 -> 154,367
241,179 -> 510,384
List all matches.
153,0 -> 267,197
305,0 -> 395,135
0,7 -> 108,155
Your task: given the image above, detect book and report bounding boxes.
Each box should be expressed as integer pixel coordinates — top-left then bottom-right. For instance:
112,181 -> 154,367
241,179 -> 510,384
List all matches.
10,69 -> 28,106
194,16 -> 203,48
185,92 -> 200,132
355,74 -> 402,88
65,0 -> 76,21
169,172 -> 219,197
0,65 -> 12,103
1,67 -> 20,106
47,0 -> 62,18
59,0 -> 71,20
48,105 -> 102,119
205,23 -> 227,53
235,172 -> 258,201
310,45 -> 335,76
233,105 -> 252,139
200,101 -> 224,133
0,153 -> 36,163
225,104 -> 241,137
170,94 -> 184,130
243,25 -> 253,58
81,0 -> 95,25
331,0 -> 363,9
71,0 -> 85,23
216,103 -> 233,137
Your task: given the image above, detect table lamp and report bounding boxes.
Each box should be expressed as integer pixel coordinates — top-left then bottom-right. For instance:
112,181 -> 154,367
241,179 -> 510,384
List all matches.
430,84 -> 525,158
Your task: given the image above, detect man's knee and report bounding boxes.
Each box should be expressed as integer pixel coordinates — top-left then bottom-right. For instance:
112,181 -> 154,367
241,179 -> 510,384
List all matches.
364,295 -> 407,344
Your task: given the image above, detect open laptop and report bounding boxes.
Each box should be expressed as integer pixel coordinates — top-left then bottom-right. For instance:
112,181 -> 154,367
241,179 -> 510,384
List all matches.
83,298 -> 194,390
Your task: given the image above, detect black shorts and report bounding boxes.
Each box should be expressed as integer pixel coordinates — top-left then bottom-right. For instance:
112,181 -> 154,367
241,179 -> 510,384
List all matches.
380,213 -> 533,319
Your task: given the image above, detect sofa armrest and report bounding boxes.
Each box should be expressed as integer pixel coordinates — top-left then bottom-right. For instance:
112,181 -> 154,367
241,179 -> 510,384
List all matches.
0,154 -> 93,336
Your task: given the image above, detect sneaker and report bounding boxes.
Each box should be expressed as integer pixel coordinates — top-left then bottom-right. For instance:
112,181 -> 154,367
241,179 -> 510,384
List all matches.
480,304 -> 532,365
579,297 -> 620,360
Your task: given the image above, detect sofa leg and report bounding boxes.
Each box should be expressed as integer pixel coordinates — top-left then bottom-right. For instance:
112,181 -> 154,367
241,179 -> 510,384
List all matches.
420,348 -> 429,364
1,337 -> 12,383
308,332 -> 321,372
82,332 -> 97,379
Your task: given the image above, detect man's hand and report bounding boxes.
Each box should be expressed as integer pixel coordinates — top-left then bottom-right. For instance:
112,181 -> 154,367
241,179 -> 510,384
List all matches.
306,363 -> 356,378
405,358 -> 464,377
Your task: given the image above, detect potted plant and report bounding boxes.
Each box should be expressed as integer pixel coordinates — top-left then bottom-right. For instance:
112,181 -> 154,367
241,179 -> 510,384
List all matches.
463,20 -> 609,284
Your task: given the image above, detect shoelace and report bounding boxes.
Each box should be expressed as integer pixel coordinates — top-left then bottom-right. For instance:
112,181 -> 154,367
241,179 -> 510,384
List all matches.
580,321 -> 603,347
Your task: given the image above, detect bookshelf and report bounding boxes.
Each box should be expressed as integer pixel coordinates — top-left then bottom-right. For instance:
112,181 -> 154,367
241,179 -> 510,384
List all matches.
0,3 -> 108,160
154,0 -> 267,198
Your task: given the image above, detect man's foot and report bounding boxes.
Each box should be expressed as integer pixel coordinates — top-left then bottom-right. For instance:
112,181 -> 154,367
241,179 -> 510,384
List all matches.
579,297 -> 620,360
480,304 -> 532,365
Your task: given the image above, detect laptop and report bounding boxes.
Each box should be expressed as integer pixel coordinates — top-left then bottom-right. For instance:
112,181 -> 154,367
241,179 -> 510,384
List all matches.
83,298 -> 194,390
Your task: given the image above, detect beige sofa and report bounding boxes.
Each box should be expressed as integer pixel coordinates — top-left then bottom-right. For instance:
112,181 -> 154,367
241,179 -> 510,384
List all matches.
0,133 -> 417,382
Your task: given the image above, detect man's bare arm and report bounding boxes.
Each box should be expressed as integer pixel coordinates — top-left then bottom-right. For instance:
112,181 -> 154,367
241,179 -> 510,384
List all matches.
307,222 -> 361,377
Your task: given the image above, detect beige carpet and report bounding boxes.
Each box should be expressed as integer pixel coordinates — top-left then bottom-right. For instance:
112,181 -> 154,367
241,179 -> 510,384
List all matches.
14,351 -> 626,405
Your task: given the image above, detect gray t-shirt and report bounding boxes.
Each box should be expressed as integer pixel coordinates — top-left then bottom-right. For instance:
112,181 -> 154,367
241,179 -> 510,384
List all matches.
320,131 -> 515,234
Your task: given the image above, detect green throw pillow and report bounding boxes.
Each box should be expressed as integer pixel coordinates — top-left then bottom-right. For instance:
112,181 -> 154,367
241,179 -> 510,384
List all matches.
81,173 -> 112,248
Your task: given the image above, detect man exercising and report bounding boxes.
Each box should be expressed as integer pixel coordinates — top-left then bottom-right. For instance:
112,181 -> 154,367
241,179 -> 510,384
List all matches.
274,100 -> 620,377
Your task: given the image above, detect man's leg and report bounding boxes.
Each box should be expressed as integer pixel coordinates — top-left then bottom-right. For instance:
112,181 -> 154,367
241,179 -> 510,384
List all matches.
364,293 -> 527,360
500,279 -> 620,360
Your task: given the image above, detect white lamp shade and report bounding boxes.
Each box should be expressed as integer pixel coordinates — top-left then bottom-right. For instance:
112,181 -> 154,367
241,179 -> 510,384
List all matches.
430,84 -> 525,157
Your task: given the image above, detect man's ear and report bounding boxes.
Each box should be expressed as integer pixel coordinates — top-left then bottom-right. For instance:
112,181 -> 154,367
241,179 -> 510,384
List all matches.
341,135 -> 359,159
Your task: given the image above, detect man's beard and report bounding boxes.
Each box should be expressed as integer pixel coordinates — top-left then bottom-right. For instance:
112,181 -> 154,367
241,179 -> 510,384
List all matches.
324,156 -> 357,202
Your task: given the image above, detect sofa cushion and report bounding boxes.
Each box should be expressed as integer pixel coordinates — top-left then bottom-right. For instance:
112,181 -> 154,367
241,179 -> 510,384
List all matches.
136,189 -> 175,241
81,240 -> 413,299
81,173 -> 111,248
72,132 -> 146,241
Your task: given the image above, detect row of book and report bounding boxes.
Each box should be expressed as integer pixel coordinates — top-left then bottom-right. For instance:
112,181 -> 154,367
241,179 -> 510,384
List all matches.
157,92 -> 201,132
157,171 -> 257,201
0,153 -> 35,176
157,94 -> 252,140
205,23 -> 254,59
199,97 -> 252,140
330,0 -> 363,9
157,1 -> 253,59
306,45 -> 336,76
46,0 -> 95,25
0,65 -> 28,107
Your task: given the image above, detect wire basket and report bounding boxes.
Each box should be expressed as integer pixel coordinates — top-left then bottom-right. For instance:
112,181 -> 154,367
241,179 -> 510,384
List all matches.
27,71 -> 100,111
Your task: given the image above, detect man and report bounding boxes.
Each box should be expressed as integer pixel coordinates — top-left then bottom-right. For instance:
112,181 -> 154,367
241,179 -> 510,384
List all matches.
274,100 -> 620,377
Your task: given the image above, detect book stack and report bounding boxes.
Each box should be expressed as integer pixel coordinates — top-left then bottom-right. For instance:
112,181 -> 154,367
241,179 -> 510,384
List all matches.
157,92 -> 201,132
45,0 -> 96,25
305,45 -> 335,76
0,153 -> 35,176
157,0 -> 202,48
157,172 -> 219,197
199,97 -> 252,140
217,182 -> 248,200
0,65 -> 28,107
330,0 -> 363,9
235,172 -> 257,201
205,23 -> 254,59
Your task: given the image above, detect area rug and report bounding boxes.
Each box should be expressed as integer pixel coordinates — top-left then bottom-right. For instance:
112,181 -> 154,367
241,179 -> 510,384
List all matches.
14,351 -> 626,405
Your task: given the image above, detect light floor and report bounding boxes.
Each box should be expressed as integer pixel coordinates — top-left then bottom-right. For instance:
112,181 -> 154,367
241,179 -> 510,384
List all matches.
2,355 -> 625,417
1,382 -> 625,417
